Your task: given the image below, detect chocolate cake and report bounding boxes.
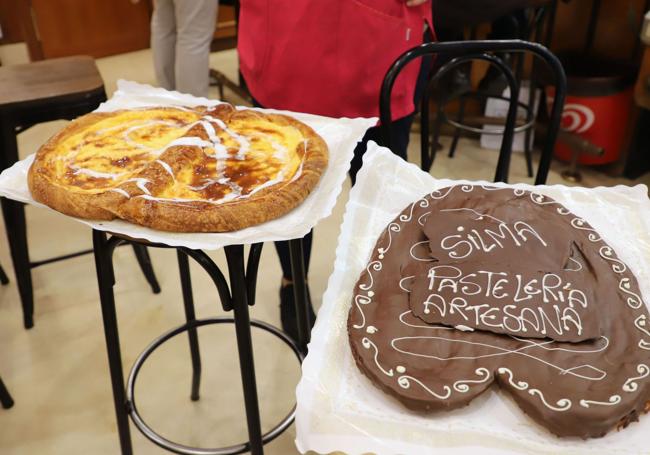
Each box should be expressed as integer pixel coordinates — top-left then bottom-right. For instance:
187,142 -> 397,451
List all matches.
347,185 -> 650,439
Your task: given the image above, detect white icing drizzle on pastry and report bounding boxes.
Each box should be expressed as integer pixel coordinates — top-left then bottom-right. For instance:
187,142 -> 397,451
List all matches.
65,107 -> 305,204
124,178 -> 152,195
70,166 -> 120,180
155,159 -> 175,180
109,188 -> 131,198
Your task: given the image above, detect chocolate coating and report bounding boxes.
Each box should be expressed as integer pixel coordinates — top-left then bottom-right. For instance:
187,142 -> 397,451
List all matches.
347,185 -> 650,439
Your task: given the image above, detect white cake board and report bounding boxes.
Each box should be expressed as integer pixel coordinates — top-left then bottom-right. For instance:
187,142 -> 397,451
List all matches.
295,144 -> 650,455
0,80 -> 376,250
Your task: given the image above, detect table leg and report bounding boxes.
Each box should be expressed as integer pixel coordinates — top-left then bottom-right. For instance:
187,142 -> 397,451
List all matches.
93,230 -> 133,455
288,238 -> 311,354
225,244 -> 264,455
177,250 -> 202,401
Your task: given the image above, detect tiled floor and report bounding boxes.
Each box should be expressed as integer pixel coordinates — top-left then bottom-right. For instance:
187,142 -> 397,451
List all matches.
0,46 -> 649,455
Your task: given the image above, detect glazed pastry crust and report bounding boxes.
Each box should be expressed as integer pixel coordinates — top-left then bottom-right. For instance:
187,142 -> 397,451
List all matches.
28,106 -> 328,232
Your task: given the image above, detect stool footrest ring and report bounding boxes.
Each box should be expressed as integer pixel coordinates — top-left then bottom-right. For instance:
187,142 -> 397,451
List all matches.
126,317 -> 304,455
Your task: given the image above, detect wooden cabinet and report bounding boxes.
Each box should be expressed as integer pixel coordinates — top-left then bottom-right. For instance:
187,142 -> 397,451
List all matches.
1,0 -> 237,61
31,0 -> 152,59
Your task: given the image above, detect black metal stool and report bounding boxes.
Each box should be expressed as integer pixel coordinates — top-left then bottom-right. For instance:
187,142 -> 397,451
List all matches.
429,6 -> 554,178
93,230 -> 311,455
0,56 -> 161,328
0,265 -> 13,410
380,39 -> 567,185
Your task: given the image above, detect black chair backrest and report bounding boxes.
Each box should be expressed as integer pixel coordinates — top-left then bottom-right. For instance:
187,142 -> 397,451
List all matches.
379,39 -> 567,185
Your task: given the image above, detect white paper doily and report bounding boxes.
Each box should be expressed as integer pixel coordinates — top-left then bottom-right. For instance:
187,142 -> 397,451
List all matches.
0,80 -> 376,250
295,144 -> 650,455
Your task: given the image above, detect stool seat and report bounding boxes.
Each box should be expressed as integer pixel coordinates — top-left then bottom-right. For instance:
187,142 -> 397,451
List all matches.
0,56 -> 160,329
0,56 -> 104,110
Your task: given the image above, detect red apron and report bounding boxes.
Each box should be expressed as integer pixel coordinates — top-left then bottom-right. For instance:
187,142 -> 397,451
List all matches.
238,0 -> 432,120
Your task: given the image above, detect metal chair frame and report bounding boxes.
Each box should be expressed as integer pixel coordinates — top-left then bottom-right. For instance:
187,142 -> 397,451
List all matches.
380,39 -> 567,185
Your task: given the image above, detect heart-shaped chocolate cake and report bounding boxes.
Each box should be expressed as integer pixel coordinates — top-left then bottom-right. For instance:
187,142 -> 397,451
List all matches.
347,185 -> 650,438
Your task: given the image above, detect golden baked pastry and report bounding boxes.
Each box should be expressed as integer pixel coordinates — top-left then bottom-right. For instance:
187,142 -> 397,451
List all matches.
28,104 -> 329,232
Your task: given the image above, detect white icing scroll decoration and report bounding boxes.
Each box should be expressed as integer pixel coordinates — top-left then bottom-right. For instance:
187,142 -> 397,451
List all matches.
410,240 -> 435,262
418,211 -> 431,226
497,367 -> 529,391
452,368 -> 491,393
399,276 -> 414,293
564,257 -> 583,272
359,261 -> 382,291
599,246 -> 626,273
528,389 -> 572,412
460,185 -> 474,193
391,333 -> 608,381
362,337 -> 394,377
634,315 -> 650,337
380,223 -> 402,257
397,375 -> 452,399
620,279 -> 643,309
351,294 -> 371,329
429,186 -> 456,200
400,198 -> 430,223
528,192 -> 571,215
570,218 -> 601,242
622,364 -> 650,392
579,395 -> 622,408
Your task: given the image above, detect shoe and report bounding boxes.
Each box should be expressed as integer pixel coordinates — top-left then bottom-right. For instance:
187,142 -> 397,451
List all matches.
478,53 -> 512,98
280,282 -> 316,344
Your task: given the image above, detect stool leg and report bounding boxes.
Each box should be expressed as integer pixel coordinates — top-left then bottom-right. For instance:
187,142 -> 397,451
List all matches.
0,263 -> 9,285
448,95 -> 467,158
131,245 -> 161,294
0,376 -> 14,409
177,250 -> 202,401
430,101 -> 444,169
225,245 -> 263,455
523,74 -> 536,178
289,239 -> 311,353
1,199 -> 33,328
93,230 -> 133,455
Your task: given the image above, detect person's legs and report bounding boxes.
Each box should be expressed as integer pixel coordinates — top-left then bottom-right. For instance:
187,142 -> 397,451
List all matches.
274,233 -> 313,282
349,114 -> 415,185
174,0 -> 218,97
151,0 -> 177,91
350,45 -> 432,183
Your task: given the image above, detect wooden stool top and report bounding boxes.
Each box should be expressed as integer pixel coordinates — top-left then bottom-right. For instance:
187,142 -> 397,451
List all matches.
0,56 -> 105,110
